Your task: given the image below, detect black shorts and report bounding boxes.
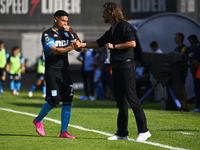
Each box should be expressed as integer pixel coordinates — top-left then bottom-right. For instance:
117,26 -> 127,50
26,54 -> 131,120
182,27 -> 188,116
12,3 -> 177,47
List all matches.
0,68 -> 6,77
36,73 -> 45,81
45,68 -> 73,106
10,73 -> 22,81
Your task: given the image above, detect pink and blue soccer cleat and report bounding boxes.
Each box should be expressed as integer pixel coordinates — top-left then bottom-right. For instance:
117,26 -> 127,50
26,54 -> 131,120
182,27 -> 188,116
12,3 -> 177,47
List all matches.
59,131 -> 75,139
33,118 -> 45,136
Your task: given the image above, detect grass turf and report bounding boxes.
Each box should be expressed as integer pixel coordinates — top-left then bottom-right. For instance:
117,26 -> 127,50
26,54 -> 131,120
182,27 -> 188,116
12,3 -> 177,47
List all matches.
0,90 -> 200,150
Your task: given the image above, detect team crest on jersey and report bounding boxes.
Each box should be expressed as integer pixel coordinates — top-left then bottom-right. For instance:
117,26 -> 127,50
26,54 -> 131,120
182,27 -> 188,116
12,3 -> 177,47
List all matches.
64,32 -> 69,37
45,37 -> 49,41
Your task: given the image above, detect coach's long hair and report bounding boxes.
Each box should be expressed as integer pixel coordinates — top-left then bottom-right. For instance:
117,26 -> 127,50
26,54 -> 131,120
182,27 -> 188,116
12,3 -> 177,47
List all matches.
103,2 -> 126,22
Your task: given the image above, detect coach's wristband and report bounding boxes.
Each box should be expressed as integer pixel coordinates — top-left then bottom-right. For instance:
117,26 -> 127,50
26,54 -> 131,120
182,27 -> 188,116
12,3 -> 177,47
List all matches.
113,44 -> 116,49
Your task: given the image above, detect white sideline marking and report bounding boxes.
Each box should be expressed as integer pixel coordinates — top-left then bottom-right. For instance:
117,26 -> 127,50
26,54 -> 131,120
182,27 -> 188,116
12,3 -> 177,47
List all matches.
0,108 -> 189,150
177,132 -> 194,135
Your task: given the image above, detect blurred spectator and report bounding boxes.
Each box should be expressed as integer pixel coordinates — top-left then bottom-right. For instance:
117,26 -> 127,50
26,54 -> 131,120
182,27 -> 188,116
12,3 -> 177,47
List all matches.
187,34 -> 200,112
174,33 -> 187,54
174,33 -> 188,111
150,41 -> 164,103
93,63 -> 105,100
0,41 -> 9,94
6,46 -> 25,95
98,49 -> 113,100
77,47 -> 99,101
150,41 -> 163,53
135,59 -> 151,99
28,52 -> 46,98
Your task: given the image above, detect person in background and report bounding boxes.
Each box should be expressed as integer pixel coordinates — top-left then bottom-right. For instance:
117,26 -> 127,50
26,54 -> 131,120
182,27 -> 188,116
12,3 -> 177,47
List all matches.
0,41 -> 9,94
28,52 -> 46,98
187,34 -> 200,112
98,48 -> 113,100
150,41 -> 163,54
150,41 -> 164,103
77,46 -> 99,101
75,2 -> 151,141
6,46 -> 25,95
33,10 -> 81,139
135,59 -> 151,99
93,63 -> 105,100
174,33 -> 188,111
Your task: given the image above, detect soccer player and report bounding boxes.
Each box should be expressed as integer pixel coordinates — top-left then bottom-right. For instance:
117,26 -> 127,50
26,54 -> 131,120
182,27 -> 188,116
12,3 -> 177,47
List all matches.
6,46 -> 25,95
33,10 -> 81,138
0,41 -> 9,94
28,52 -> 46,98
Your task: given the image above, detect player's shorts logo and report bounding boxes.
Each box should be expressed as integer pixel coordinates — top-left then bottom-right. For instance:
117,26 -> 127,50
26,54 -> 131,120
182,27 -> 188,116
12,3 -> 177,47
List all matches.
51,90 -> 57,96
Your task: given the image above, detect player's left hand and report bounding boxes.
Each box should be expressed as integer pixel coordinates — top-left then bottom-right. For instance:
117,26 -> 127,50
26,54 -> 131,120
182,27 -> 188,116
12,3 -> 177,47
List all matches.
63,25 -> 76,34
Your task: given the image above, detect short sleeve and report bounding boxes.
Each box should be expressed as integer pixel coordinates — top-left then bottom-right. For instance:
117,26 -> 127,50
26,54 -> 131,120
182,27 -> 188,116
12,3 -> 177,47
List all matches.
42,33 -> 55,50
6,52 -> 9,59
122,23 -> 135,42
20,57 -> 25,63
96,30 -> 110,47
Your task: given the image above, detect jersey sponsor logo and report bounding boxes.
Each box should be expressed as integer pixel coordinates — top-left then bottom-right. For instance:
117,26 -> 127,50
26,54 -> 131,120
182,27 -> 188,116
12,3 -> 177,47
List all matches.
54,34 -> 58,37
46,41 -> 54,45
55,40 -> 69,47
0,0 -> 81,15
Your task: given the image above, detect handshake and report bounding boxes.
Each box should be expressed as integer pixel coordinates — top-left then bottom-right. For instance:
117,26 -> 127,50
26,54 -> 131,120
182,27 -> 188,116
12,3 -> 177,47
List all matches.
71,39 -> 82,52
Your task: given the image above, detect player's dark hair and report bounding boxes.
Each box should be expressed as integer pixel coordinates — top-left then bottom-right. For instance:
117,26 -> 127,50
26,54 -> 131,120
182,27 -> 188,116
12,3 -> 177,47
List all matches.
176,33 -> 184,41
150,41 -> 158,47
103,2 -> 125,22
0,41 -> 3,44
54,10 -> 69,18
12,46 -> 20,52
188,34 -> 199,45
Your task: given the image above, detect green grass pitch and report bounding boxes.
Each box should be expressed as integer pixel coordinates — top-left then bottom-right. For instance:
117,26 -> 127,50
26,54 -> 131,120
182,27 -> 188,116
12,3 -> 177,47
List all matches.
0,90 -> 200,150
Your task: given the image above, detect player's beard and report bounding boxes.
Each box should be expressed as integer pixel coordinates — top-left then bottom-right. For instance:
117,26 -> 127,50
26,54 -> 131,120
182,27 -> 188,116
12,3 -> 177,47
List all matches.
58,26 -> 64,32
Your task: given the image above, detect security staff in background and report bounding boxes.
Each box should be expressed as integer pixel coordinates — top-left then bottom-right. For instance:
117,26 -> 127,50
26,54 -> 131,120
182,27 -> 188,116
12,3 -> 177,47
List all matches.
187,34 -> 200,112
28,52 -> 46,98
0,41 -> 9,94
33,10 -> 81,138
174,33 -> 188,111
75,2 -> 151,141
6,46 -> 25,95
